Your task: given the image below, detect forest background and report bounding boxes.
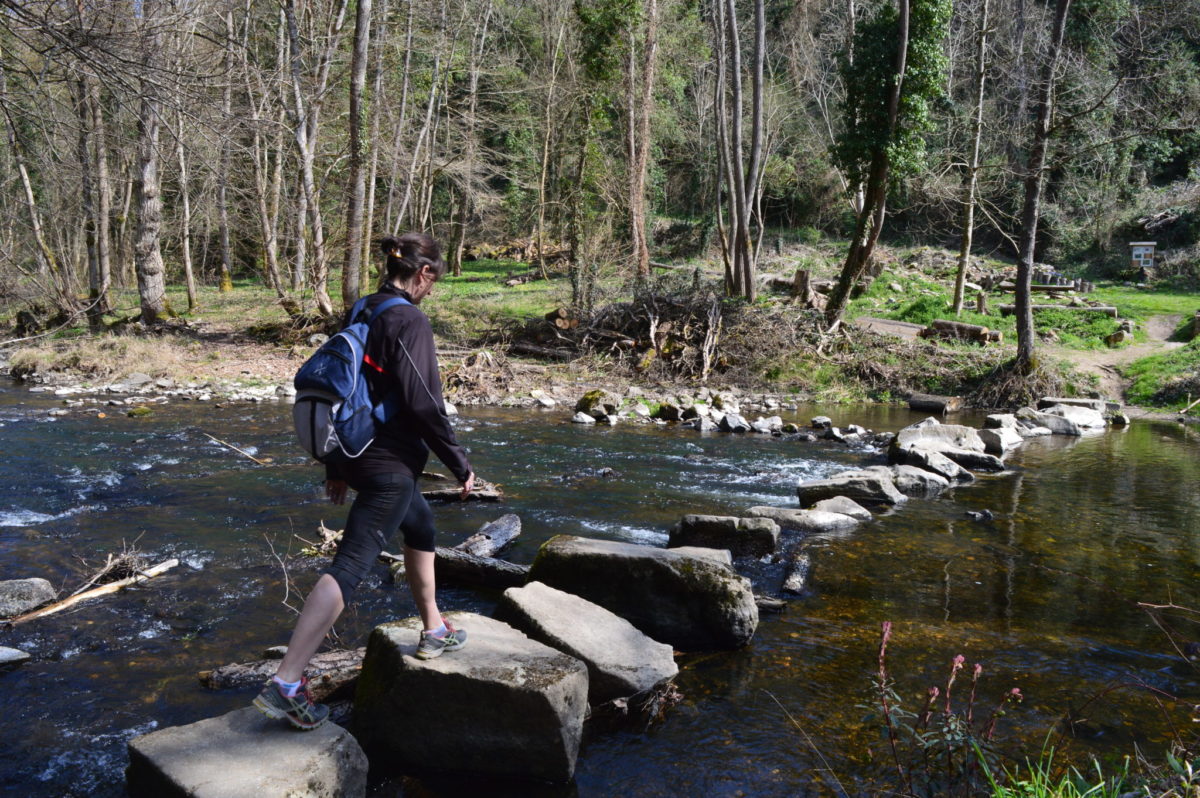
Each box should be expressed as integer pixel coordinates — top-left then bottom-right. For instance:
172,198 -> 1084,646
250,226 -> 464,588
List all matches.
1,0 -> 1198,401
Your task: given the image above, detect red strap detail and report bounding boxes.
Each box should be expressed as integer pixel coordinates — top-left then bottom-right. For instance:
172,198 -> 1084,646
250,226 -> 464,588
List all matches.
363,353 -> 386,373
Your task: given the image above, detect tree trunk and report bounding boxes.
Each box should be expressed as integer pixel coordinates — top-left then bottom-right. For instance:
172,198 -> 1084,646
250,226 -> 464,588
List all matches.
382,0 -> 415,232
89,78 -> 113,319
175,112 -> 198,311
341,0 -> 372,312
825,0 -> 910,327
216,10 -> 235,294
74,76 -> 103,328
361,0 -> 390,293
1015,0 -> 1071,370
134,0 -> 169,324
535,19 -> 566,281
630,0 -> 658,282
952,0 -> 989,316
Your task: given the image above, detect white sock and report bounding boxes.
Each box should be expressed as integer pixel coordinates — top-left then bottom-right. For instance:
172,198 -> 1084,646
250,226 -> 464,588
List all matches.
272,675 -> 302,697
425,623 -> 447,637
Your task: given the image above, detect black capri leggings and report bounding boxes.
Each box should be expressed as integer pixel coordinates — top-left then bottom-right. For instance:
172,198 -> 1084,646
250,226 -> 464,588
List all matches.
323,471 -> 436,604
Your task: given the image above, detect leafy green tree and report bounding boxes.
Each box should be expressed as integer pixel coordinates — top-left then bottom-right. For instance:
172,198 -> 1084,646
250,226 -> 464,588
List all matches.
824,0 -> 951,327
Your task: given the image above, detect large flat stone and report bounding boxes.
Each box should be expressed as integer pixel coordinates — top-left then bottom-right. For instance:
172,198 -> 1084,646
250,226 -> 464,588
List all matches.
897,446 -> 975,483
747,506 -> 859,531
499,581 -> 678,704
888,417 -> 986,463
890,465 -> 951,497
1039,403 -> 1107,429
354,612 -> 587,784
126,707 -> 367,798
810,496 -> 873,521
1037,396 -> 1120,413
528,535 -> 757,650
0,578 -> 56,618
797,470 -> 907,507
1017,407 -> 1081,436
668,514 -> 779,556
0,647 -> 31,668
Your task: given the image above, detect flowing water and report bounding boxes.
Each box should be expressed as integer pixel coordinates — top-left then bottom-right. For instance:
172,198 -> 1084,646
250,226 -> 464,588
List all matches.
1,381 -> 1199,797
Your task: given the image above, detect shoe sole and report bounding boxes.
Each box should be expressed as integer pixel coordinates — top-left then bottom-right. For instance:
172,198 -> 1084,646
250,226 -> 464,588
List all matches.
252,694 -> 327,731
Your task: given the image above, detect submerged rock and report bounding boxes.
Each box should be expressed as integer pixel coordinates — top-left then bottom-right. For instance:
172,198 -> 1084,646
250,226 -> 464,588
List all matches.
528,535 -> 758,650
499,581 -> 678,705
126,706 -> 367,798
669,514 -> 780,556
354,612 -> 587,784
0,578 -> 56,618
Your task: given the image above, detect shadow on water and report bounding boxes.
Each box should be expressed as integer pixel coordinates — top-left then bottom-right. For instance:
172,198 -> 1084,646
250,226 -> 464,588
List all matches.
2,380 -> 1199,796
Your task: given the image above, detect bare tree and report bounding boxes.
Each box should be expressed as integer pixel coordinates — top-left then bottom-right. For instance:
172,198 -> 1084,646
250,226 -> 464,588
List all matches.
341,0 -> 372,311
133,0 -> 169,323
951,0 -> 989,316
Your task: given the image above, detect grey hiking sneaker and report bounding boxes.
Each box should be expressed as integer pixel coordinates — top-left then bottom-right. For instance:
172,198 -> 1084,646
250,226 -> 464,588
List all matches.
416,618 -> 467,660
252,677 -> 330,730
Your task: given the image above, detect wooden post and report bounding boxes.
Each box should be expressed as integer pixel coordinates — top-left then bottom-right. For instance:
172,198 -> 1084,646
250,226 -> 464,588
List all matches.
791,269 -> 811,301
975,291 -> 987,314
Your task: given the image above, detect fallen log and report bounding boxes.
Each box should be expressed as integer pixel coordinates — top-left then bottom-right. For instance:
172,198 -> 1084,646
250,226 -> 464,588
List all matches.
507,342 -> 577,360
6,559 -> 179,625
999,304 -> 1118,317
198,647 -> 365,702
930,319 -> 989,337
998,283 -> 1077,293
907,393 -> 963,414
457,514 -> 521,557
383,547 -> 529,589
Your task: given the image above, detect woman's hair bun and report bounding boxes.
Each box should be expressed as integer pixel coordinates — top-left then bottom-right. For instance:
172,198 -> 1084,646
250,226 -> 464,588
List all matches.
379,235 -> 402,257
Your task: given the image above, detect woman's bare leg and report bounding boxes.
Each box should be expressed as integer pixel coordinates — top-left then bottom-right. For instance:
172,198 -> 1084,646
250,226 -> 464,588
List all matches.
275,573 -> 345,683
404,545 -> 441,630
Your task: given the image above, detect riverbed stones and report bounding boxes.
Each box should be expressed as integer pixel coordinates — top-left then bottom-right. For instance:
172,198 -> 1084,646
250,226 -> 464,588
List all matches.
747,506 -> 860,532
797,470 -> 906,508
984,413 -> 1019,429
571,411 -> 596,425
528,535 -> 758,650
811,496 -> 873,521
498,582 -> 678,705
354,612 -> 587,784
0,578 -> 56,618
669,514 -> 780,556
126,706 -> 367,798
979,427 -> 1024,455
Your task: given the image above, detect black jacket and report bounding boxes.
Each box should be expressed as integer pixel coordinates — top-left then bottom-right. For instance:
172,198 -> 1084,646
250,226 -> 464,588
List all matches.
326,284 -> 471,484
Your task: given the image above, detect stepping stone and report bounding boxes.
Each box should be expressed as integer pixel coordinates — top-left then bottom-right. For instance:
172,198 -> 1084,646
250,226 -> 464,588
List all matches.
669,514 -> 779,556
126,706 -> 367,798
499,582 -> 677,704
354,612 -> 587,784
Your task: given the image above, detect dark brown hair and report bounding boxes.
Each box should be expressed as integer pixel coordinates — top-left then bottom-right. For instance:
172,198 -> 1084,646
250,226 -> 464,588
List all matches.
378,233 -> 446,284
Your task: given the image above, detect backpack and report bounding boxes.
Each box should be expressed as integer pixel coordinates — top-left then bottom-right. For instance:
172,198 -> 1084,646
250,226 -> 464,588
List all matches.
292,295 -> 410,463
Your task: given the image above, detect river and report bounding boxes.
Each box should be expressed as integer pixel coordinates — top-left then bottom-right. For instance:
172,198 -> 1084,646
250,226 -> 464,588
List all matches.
1,382 -> 1198,796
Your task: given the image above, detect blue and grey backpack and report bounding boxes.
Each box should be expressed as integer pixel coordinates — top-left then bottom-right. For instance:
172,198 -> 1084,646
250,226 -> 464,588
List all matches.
292,295 -> 410,462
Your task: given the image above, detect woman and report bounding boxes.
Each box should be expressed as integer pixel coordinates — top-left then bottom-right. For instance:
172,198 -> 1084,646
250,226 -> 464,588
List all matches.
254,233 -> 475,730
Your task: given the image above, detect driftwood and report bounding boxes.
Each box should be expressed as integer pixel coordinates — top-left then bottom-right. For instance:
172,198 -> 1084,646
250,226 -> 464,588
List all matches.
434,547 -> 529,589
381,547 -> 530,589
457,514 -> 521,557
908,393 -> 963,414
999,304 -> 1118,317
421,477 -> 503,502
755,595 -> 788,613
198,647 -> 365,703
7,559 -> 179,625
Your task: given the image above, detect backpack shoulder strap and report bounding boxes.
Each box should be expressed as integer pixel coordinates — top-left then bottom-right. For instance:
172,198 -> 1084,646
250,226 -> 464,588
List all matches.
365,295 -> 411,325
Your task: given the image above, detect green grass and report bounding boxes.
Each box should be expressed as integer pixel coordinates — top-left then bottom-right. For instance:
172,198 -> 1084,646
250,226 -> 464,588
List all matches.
1122,339 -> 1200,410
1090,284 -> 1200,321
979,744 -> 1129,798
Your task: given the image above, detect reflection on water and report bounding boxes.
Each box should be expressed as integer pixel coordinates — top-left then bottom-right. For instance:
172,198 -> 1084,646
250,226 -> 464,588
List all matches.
1,380 -> 1199,796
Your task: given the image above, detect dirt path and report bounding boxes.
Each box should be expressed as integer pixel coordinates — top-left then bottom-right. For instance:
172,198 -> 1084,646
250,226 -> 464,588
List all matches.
1050,313 -> 1184,401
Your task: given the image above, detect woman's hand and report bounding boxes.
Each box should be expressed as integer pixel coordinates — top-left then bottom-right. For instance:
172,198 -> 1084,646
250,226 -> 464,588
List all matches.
460,471 -> 476,501
325,479 -> 348,505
